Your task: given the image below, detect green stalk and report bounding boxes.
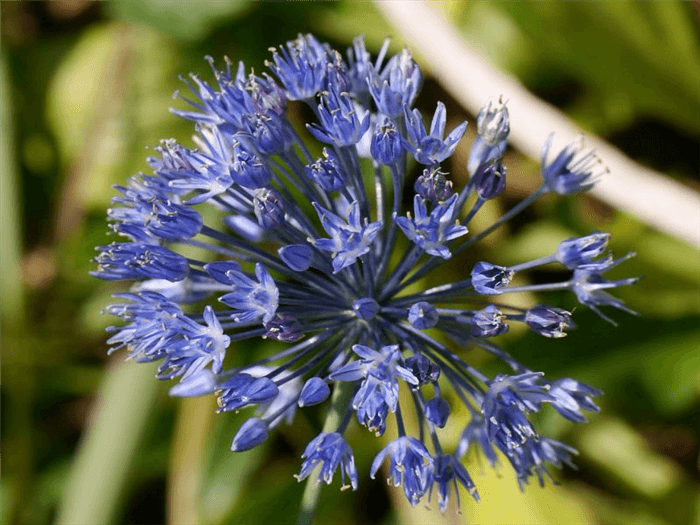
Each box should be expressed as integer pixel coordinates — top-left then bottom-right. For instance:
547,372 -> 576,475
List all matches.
296,382 -> 354,525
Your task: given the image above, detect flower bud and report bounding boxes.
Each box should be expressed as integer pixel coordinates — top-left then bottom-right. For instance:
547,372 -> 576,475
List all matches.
471,262 -> 513,295
264,314 -> 302,342
525,305 -> 574,338
231,417 -> 269,451
278,244 -> 313,271
414,167 -> 452,204
408,301 -> 439,329
254,188 -> 285,228
298,377 -> 331,407
424,397 -> 450,428
404,354 -> 440,388
370,118 -> 402,165
471,305 -> 508,337
305,148 -> 345,192
353,298 -> 380,320
474,159 -> 506,200
556,232 -> 610,268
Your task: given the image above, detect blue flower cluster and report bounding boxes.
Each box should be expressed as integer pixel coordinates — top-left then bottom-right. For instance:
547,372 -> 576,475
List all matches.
94,34 -> 639,512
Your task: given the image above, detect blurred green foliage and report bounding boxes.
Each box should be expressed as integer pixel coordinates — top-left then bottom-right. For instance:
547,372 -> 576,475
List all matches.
1,2 -> 698,525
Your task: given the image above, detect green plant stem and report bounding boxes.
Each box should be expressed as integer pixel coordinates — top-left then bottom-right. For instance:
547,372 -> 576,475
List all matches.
296,382 -> 354,525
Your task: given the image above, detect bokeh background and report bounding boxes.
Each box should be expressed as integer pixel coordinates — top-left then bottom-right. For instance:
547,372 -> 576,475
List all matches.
2,2 -> 699,525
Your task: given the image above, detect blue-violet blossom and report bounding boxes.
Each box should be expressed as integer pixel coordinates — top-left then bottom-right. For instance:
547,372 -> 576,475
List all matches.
94,34 -> 638,513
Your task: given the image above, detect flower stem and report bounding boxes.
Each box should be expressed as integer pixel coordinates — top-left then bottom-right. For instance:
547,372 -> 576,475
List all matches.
296,381 -> 354,525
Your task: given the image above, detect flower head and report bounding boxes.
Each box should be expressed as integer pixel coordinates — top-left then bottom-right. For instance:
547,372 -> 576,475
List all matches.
95,35 -> 637,512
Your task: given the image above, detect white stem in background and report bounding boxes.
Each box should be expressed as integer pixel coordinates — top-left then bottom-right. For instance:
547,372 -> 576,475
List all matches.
375,1 -> 700,248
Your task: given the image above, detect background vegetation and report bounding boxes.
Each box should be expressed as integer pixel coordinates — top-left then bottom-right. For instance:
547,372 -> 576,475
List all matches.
2,2 -> 698,524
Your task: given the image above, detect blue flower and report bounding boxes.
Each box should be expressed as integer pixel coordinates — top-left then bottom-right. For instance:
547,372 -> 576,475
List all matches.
367,48 -> 422,118
414,167 -> 453,204
109,176 -> 203,242
312,201 -> 382,273
429,454 -> 479,513
253,188 -> 285,228
96,34 -> 637,511
395,194 -> 468,259
266,34 -> 329,101
305,148 -> 346,192
470,304 -> 509,337
541,134 -> 603,195
264,314 -> 302,342
156,305 -> 230,380
330,344 -> 418,436
403,102 -> 467,165
503,437 -> 578,489
170,56 -> 250,129
216,373 -> 279,413
230,141 -> 273,189
104,291 -> 183,362
572,252 -> 640,324
481,373 -> 553,449
370,436 -> 433,506
455,414 -> 498,467
547,378 -> 602,423
371,117 -> 403,166
404,353 -> 440,388
150,137 -> 233,205
307,64 -> 371,147
468,97 -> 510,176
92,243 -> 190,282
471,261 -> 513,294
205,261 -> 279,323
555,231 -> 610,268
295,432 -> 358,490
525,305 -> 575,338
473,159 -> 506,200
